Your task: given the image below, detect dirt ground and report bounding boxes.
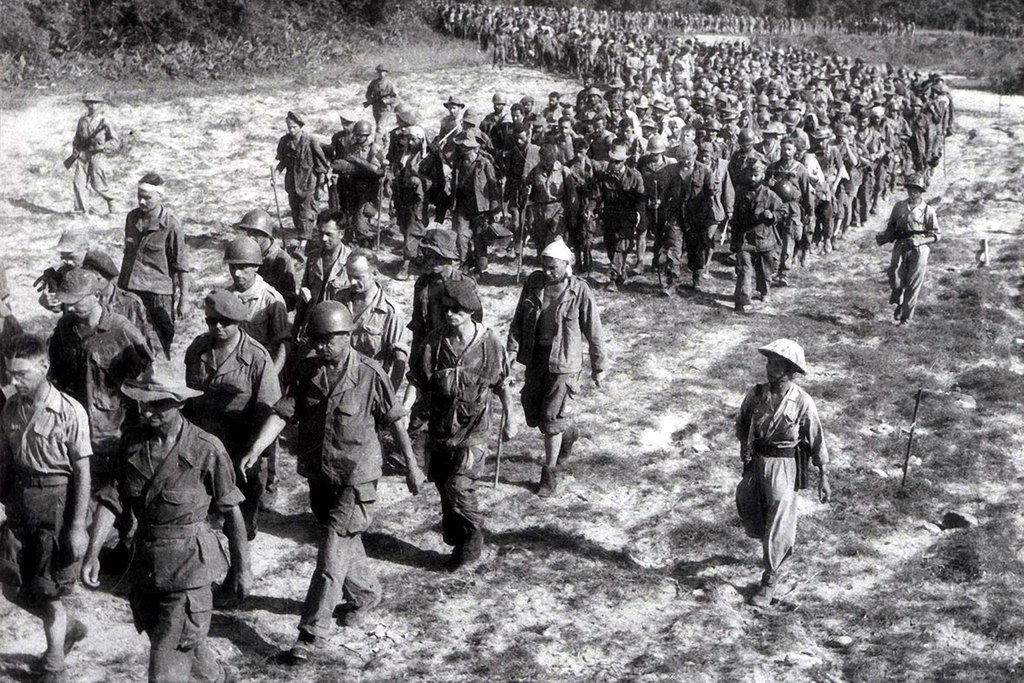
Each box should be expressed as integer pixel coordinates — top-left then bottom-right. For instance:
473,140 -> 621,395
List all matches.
1,57 -> 1023,682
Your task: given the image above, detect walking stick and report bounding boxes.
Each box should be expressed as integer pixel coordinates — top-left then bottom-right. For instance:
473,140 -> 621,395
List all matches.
901,388 -> 924,486
493,409 -> 507,488
269,166 -> 285,233
376,177 -> 385,251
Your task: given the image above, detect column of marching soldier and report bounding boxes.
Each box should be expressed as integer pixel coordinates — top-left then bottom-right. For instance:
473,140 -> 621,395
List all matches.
1,5 -> 951,681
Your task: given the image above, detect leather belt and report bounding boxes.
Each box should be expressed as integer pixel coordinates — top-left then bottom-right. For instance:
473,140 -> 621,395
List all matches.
753,445 -> 796,458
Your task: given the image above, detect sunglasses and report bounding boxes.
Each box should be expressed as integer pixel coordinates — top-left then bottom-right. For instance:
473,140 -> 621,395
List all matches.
205,317 -> 235,327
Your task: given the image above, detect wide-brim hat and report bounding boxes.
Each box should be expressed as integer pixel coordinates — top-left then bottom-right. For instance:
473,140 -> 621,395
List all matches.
82,93 -> 104,103
903,174 -> 928,192
54,268 -> 100,304
420,228 -> 459,260
122,366 -> 203,403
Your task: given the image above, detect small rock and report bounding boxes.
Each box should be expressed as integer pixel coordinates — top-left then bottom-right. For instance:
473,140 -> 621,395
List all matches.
947,391 -> 977,411
918,521 -> 943,534
941,510 -> 978,529
691,440 -> 709,454
825,635 -> 854,649
784,651 -> 823,668
871,468 -> 889,479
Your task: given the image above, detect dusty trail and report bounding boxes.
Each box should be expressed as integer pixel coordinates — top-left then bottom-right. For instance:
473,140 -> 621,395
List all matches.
1,59 -> 1023,682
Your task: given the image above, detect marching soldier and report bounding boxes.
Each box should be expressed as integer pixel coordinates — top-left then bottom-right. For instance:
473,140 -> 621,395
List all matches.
223,237 -> 289,372
451,134 -> 502,274
83,368 -> 251,682
594,142 -> 645,291
233,208 -> 299,312
276,111 -> 330,251
731,159 -> 784,314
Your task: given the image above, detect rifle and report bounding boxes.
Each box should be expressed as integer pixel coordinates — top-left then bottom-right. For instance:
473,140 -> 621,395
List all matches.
64,119 -> 110,169
652,179 -> 661,286
901,388 -> 924,486
493,409 -> 507,488
516,194 -> 527,283
269,166 -> 286,234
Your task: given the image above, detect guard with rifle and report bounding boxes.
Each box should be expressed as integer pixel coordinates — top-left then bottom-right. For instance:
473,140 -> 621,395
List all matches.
735,338 -> 831,608
875,173 -> 939,326
405,279 -> 515,570
69,93 -> 118,214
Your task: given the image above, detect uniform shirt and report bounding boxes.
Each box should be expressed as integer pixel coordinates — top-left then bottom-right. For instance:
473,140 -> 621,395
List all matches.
508,272 -> 607,375
594,163 -> 645,218
408,271 -> 482,356
365,76 -> 397,111
100,284 -> 159,353
523,161 -> 573,206
408,322 -> 508,448
118,205 -> 189,296
97,418 -> 244,592
73,115 -> 115,154
49,309 -> 153,454
333,283 -> 408,372
295,243 -> 351,334
258,243 -> 299,312
736,381 -> 829,467
731,184 -> 784,253
884,199 -> 939,242
0,384 -> 92,478
274,351 -> 404,486
276,130 -> 329,198
184,331 -> 281,456
236,275 -> 289,355
663,162 -> 714,229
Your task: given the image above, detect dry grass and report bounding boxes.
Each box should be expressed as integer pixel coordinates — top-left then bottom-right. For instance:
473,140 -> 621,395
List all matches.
1,52 -> 1024,683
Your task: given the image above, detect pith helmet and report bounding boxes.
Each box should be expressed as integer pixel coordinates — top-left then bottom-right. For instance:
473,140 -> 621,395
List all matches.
233,208 -> 274,237
308,301 -> 355,335
758,338 -> 807,374
223,236 -> 264,265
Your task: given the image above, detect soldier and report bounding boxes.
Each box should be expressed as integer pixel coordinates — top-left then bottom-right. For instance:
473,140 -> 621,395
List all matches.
1,333 -> 92,683
81,249 -> 160,354
0,259 -> 23,395
233,208 -> 299,312
392,125 -> 429,281
184,290 -> 281,554
70,93 -> 118,214
451,134 -> 502,273
695,140 -> 735,285
507,239 -> 607,497
35,231 -> 89,313
406,280 -> 516,569
293,210 -> 352,339
807,126 -> 844,253
765,139 -> 813,286
118,173 -> 190,359
831,122 -> 861,240
332,120 -> 385,247
521,143 -> 575,258
333,250 -> 409,392
48,268 -> 153,492
594,143 -> 645,291
224,237 -> 289,372
83,368 -> 251,682
239,302 -> 423,664
276,111 -> 330,250
735,339 -> 831,607
875,173 -> 939,326
481,92 -> 516,178
565,137 -> 598,274
662,144 -> 714,294
506,125 -> 541,260
731,158 -> 784,314
363,65 -> 397,137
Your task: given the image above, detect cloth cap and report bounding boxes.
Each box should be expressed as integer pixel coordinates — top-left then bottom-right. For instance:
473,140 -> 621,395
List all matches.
540,238 -> 573,262
758,338 -> 807,374
204,289 -> 249,322
55,268 -> 100,304
441,279 -> 482,313
122,365 -> 203,404
420,228 -> 459,260
82,250 -> 119,280
608,143 -> 629,161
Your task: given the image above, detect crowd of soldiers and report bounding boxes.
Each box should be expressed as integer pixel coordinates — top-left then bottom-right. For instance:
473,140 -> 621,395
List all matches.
0,2 -> 958,681
439,3 -> 917,45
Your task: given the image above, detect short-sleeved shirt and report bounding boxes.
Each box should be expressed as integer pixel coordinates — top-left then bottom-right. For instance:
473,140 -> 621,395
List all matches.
236,276 -> 290,354
0,385 -> 92,478
97,419 -> 244,592
118,205 -> 190,295
274,351 -> 404,486
49,309 -> 152,454
183,331 -> 281,456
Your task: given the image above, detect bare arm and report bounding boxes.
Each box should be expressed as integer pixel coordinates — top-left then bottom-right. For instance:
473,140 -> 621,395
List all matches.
82,505 -> 117,587
66,455 -> 91,562
221,505 -> 252,599
388,419 -> 423,495
239,414 -> 288,479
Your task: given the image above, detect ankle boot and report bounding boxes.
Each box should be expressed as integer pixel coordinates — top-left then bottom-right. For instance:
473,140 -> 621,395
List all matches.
537,466 -> 558,497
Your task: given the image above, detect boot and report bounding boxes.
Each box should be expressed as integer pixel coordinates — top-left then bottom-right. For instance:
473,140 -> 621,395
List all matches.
558,427 -> 579,464
395,260 -> 411,281
537,466 -> 558,498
